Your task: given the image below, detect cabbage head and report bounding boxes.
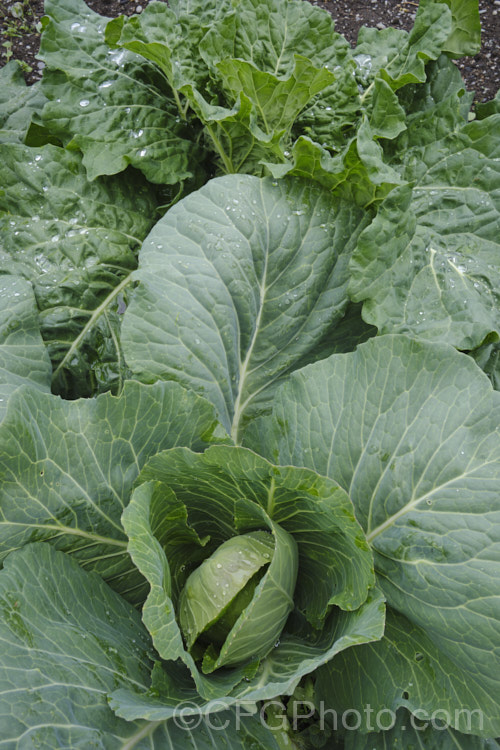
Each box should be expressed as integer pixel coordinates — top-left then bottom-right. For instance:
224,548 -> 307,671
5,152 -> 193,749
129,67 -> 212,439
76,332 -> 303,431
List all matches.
111,445 -> 384,721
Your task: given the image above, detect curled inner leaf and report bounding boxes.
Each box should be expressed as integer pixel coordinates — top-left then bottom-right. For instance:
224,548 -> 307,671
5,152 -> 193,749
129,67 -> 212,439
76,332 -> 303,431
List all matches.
178,531 -> 274,652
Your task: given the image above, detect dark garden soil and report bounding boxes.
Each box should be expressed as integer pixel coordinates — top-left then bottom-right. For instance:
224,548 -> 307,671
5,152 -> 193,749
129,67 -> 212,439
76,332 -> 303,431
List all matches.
1,0 -> 499,102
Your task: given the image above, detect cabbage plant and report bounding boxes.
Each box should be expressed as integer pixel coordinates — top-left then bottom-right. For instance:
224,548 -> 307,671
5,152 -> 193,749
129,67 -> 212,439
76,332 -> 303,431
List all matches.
111,445 -> 383,717
1,0 -> 500,748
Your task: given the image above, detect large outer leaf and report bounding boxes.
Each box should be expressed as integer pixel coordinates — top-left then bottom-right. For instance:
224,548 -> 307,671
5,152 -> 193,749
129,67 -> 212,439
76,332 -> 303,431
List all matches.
105,0 -> 233,92
423,0 -> 481,58
200,0 -> 348,74
0,61 -> 47,144
0,142 -> 156,397
0,277 -> 51,420
0,543 -> 280,750
385,54 -> 472,155
350,114 -> 500,350
354,3 -> 452,91
244,335 -> 500,736
108,446 -> 383,717
122,174 -> 367,440
343,707 -> 500,750
38,0 -> 195,184
0,381 -> 224,603
317,608 -> 500,738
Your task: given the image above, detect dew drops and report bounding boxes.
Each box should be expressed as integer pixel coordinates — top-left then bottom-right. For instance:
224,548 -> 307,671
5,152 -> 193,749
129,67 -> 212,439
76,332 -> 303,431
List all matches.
79,99 -> 90,108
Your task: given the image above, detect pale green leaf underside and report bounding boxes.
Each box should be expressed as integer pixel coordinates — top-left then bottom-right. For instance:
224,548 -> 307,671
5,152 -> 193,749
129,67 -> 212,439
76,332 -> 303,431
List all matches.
247,334 -> 500,735
0,543 -> 279,750
0,277 -> 51,419
122,174 -> 366,440
0,380 -> 223,603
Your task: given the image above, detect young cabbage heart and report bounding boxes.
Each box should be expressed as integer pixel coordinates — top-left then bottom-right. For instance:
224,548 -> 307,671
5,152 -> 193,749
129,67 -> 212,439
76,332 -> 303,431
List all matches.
178,530 -> 297,671
109,445 -> 385,720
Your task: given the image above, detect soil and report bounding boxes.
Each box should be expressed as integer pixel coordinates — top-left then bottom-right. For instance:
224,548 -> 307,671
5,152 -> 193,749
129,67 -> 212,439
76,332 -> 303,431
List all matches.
0,0 -> 499,102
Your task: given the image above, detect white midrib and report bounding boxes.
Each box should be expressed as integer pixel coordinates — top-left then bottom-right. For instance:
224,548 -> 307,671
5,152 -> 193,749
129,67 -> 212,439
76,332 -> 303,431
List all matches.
365,472 -> 469,544
230,241 -> 269,444
0,521 -> 128,549
119,721 -> 163,750
52,272 -> 134,380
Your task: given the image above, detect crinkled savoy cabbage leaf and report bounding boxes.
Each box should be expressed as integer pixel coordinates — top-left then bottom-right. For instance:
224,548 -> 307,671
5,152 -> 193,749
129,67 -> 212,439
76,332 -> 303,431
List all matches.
268,0 -> 474,203
0,61 -> 47,144
385,54 -> 472,153
0,543 -> 280,750
295,0 -> 453,153
0,277 -> 51,420
105,0 -> 232,93
122,174 -> 368,440
38,0 -> 196,184
108,0 -> 351,177
244,334 -> 500,737
354,3 -> 452,90
428,0 -> 482,57
0,142 -> 157,397
0,380 -> 225,603
350,113 -> 500,350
